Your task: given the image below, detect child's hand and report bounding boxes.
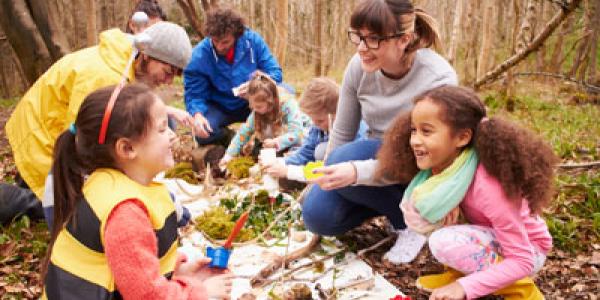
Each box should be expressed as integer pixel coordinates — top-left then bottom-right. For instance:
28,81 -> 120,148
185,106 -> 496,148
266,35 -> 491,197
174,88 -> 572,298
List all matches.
203,273 -> 235,299
309,162 -> 357,190
173,254 -> 212,279
193,113 -> 213,138
219,154 -> 232,170
429,282 -> 466,300
262,161 -> 288,178
262,138 -> 279,149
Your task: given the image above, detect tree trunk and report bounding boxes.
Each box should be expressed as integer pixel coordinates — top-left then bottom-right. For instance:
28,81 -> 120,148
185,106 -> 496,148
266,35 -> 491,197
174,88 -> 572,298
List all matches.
0,0 -> 53,86
502,0 -> 522,112
28,0 -> 70,60
569,0 -> 596,81
176,0 -> 204,38
86,0 -> 98,46
587,0 -> 600,84
446,0 -> 463,65
549,14 -> 574,73
313,0 -> 322,76
477,0 -> 494,81
274,0 -> 289,67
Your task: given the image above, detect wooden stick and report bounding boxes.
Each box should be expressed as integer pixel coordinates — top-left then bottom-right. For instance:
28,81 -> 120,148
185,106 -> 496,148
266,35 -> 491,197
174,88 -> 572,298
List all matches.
256,248 -> 347,288
356,235 -> 395,258
251,234 -> 321,287
557,161 -> 600,169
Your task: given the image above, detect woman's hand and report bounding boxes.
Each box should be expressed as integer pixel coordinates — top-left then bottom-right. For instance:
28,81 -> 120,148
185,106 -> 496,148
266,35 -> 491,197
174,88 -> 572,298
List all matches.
262,138 -> 279,149
193,113 -> 213,138
261,160 -> 288,178
308,162 -> 357,190
429,282 -> 466,300
166,106 -> 194,127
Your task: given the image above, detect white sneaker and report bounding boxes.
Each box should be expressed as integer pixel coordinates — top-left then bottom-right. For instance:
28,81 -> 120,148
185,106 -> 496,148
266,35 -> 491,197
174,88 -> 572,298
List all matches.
383,228 -> 427,264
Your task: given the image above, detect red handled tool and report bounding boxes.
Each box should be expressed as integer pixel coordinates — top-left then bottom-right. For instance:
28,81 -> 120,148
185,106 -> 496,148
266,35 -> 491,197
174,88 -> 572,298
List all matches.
223,211 -> 250,249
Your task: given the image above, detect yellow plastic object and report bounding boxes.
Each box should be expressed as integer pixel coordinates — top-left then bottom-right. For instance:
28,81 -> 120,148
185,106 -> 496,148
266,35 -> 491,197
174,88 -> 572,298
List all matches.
303,161 -> 324,180
493,277 -> 545,300
416,268 -> 463,292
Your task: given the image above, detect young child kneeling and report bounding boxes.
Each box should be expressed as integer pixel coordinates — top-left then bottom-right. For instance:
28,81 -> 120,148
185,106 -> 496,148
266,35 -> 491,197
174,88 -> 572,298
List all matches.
261,77 -> 366,182
377,85 -> 556,299
43,84 -> 233,299
220,72 -> 310,166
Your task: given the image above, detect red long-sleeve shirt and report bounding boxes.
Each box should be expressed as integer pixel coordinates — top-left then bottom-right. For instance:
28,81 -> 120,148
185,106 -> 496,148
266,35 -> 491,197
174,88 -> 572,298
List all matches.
104,199 -> 208,300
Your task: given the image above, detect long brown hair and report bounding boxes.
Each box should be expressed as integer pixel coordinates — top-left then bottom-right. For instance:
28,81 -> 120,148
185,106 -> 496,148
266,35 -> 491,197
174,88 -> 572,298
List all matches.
247,72 -> 283,141
44,83 -> 158,278
377,86 -> 558,214
350,0 -> 441,53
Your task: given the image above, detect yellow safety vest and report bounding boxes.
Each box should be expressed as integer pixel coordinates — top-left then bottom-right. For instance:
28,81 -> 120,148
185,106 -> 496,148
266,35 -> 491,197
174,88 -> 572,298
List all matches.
43,168 -> 178,299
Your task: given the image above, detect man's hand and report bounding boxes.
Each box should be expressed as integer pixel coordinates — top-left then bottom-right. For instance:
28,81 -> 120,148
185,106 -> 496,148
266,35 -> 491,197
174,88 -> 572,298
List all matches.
166,106 -> 194,127
193,113 -> 213,138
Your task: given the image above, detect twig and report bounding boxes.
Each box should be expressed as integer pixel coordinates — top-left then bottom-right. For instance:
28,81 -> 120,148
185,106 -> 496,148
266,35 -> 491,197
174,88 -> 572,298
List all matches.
557,161 -> 600,169
258,248 -> 347,287
251,234 -> 321,287
511,72 -> 600,93
356,235 -> 395,258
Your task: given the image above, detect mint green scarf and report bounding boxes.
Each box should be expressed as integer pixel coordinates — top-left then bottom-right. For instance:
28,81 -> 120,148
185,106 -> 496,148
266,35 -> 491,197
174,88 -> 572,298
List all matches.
402,148 -> 478,224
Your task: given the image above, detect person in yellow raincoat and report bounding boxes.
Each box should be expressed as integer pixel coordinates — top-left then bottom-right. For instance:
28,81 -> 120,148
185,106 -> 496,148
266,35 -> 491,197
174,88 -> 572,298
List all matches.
1,21 -> 193,225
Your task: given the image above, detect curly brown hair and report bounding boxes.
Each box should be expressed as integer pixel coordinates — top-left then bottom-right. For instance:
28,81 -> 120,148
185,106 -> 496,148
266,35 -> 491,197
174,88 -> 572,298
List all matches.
377,85 -> 558,214
205,7 -> 246,38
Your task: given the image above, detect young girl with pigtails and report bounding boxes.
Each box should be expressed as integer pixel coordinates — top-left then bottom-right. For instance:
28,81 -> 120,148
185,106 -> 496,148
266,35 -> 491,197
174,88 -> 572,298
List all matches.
220,71 -> 310,166
43,84 -> 233,299
377,85 -> 556,299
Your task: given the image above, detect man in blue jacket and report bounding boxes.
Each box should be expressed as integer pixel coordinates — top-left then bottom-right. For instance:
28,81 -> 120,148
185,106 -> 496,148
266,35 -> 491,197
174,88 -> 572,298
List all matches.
184,7 -> 283,144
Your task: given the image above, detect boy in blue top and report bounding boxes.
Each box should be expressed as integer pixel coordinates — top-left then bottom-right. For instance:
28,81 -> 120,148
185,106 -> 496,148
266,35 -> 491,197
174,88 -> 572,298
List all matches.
262,78 -> 367,182
184,7 -> 283,145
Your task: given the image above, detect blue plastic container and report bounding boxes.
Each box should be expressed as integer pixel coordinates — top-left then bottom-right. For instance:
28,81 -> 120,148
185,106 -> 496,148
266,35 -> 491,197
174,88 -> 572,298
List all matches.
206,246 -> 232,268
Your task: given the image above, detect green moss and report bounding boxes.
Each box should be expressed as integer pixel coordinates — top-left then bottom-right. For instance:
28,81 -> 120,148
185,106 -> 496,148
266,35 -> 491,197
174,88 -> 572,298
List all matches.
226,156 -> 255,179
164,162 -> 199,184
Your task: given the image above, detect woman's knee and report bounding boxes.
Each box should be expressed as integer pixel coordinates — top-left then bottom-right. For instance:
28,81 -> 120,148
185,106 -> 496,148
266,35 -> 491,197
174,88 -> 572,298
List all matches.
326,139 -> 381,165
302,188 -> 345,236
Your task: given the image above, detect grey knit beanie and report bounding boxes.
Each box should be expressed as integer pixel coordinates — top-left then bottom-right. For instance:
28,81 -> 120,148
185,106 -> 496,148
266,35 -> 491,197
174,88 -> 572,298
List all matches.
142,21 -> 192,69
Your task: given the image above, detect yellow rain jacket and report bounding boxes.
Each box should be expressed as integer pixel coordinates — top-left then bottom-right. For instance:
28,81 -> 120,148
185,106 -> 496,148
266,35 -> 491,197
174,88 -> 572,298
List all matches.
5,29 -> 135,199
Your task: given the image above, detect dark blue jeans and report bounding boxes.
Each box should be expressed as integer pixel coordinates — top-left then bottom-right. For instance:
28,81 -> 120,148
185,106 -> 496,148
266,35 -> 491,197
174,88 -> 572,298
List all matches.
302,139 -> 406,236
195,102 -> 251,145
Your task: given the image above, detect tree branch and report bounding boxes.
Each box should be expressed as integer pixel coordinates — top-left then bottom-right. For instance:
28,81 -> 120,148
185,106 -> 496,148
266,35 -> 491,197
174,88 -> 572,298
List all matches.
474,0 -> 583,89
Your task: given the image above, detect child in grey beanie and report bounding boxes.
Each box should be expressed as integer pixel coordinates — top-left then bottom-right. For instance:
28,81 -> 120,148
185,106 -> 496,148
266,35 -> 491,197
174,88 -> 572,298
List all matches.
142,21 -> 192,70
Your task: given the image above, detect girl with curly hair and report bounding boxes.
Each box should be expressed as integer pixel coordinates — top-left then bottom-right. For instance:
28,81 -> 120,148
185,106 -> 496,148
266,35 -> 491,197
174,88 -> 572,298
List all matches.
377,85 -> 556,299
220,72 -> 309,165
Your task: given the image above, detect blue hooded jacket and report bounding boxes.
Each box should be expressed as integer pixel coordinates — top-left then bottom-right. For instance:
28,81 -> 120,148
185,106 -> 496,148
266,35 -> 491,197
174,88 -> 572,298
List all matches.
183,28 -> 283,116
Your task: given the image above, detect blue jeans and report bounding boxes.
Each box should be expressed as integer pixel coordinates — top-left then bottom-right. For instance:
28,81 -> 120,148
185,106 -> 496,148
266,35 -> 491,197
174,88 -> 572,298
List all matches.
302,139 -> 406,236
195,102 -> 251,145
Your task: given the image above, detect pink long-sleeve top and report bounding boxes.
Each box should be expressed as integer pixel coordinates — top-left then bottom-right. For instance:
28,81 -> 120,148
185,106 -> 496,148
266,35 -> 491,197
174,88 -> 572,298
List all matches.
457,164 -> 553,299
104,199 -> 208,300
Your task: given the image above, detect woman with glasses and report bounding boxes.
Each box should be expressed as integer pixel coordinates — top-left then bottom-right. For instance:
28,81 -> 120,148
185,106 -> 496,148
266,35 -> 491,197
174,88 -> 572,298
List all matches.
303,0 -> 457,264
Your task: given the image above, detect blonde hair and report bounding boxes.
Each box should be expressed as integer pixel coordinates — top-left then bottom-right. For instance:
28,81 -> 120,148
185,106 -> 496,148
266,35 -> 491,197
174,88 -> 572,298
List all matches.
247,72 -> 282,140
299,77 -> 339,115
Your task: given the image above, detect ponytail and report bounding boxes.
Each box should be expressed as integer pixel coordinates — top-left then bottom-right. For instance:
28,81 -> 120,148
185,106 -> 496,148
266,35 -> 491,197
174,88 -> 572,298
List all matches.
475,117 -> 558,214
376,111 -> 419,183
42,129 -> 84,280
407,8 -> 441,53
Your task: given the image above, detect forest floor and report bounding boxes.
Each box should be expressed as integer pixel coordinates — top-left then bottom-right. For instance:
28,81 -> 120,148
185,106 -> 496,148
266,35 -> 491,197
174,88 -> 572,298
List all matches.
0,79 -> 598,299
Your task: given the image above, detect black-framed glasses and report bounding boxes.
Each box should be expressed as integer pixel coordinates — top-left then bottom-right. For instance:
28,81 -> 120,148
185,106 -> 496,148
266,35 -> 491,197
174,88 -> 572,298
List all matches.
347,30 -> 404,50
